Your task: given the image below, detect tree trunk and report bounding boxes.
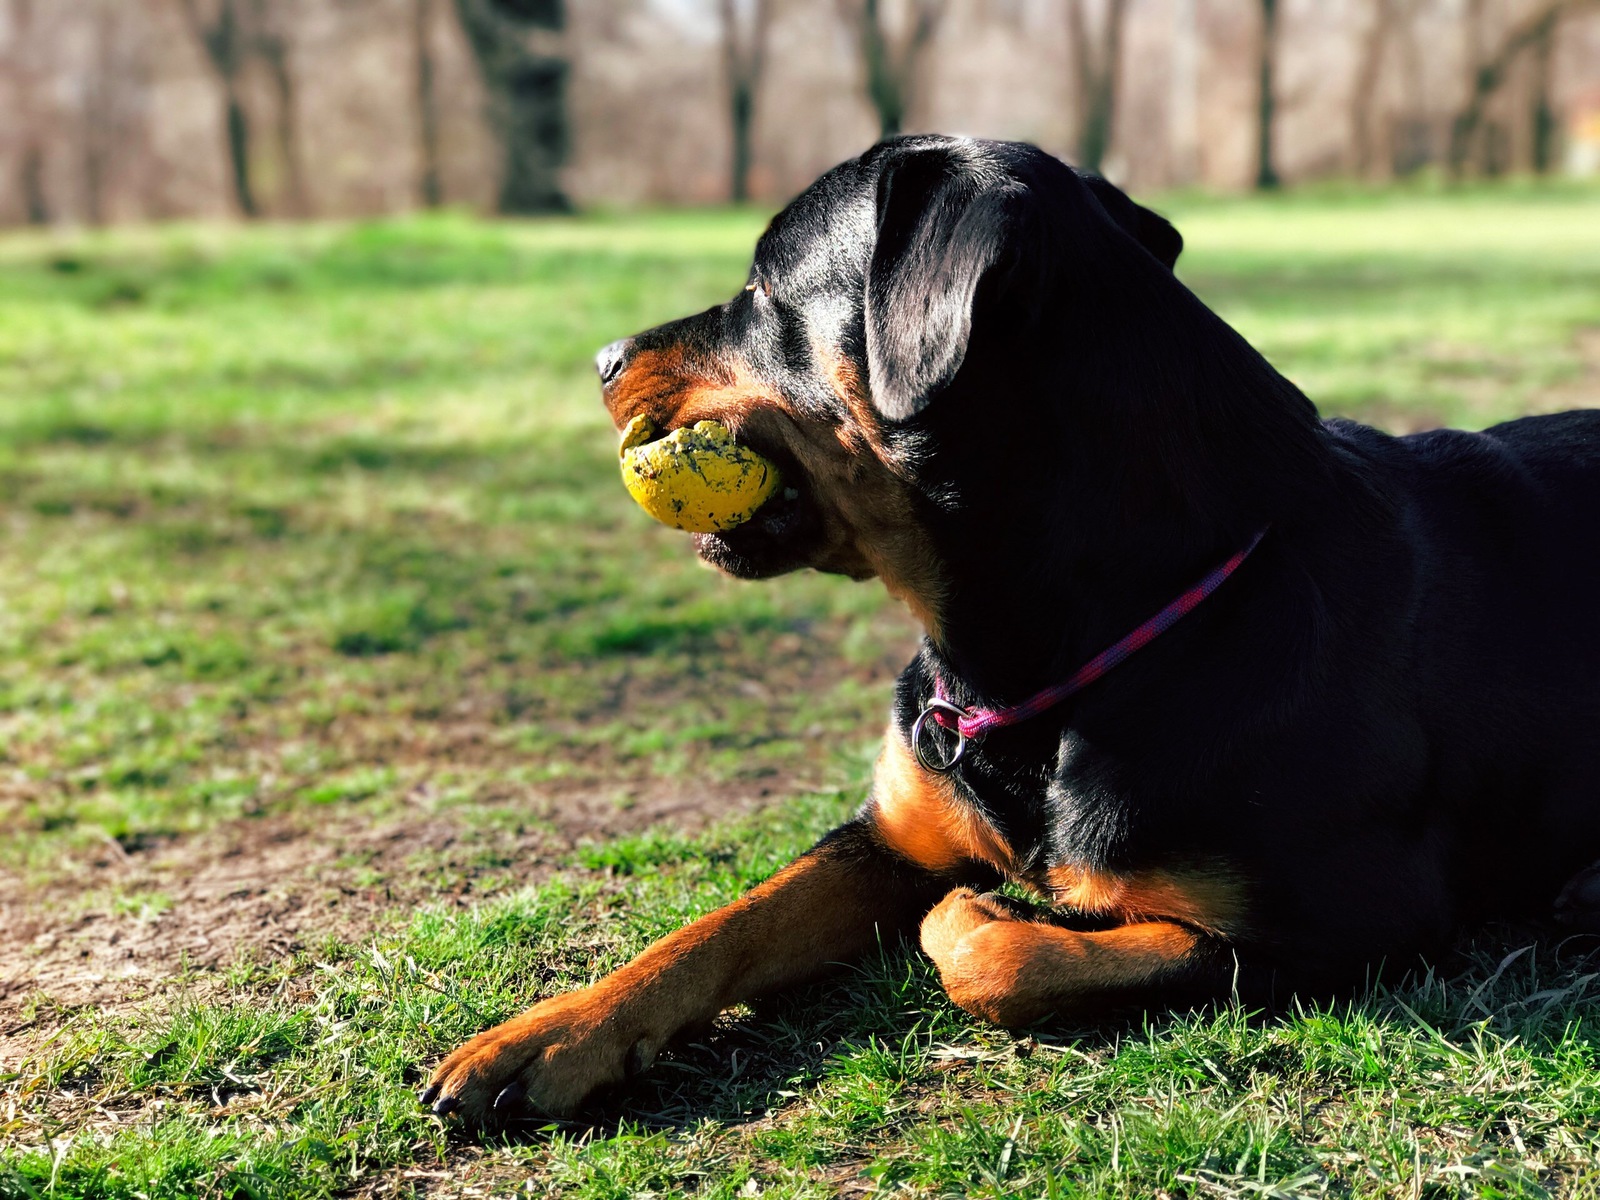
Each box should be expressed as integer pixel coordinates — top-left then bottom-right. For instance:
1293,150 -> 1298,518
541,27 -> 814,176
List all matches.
255,18 -> 309,217
729,84 -> 755,203
452,0 -> 570,214
1167,0 -> 1200,183
1254,0 -> 1281,190
176,0 -> 258,217
81,0 -> 113,225
841,0 -> 945,140
1447,0 -> 1579,178
11,0 -> 50,224
1350,0 -> 1393,178
413,0 -> 444,207
21,146 -> 49,226
861,0 -> 903,138
1528,15 -> 1557,173
721,0 -> 772,204
1066,0 -> 1127,175
224,80 -> 258,217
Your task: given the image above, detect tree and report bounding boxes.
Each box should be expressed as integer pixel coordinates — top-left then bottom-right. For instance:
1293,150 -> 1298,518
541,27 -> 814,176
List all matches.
719,0 -> 773,204
452,0 -> 571,214
1350,0 -> 1410,177
81,0 -> 151,225
1065,0 -> 1129,175
413,0 -> 444,207
175,0 -> 257,216
1254,0 -> 1281,189
1528,9 -> 1557,173
837,0 -> 949,139
173,0 -> 311,218
1447,0 -> 1592,177
248,0 -> 309,217
1168,0 -> 1201,184
9,0 -> 51,224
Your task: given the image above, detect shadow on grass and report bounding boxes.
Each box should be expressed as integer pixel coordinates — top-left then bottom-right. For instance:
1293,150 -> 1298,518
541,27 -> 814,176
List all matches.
457,923 -> 1600,1150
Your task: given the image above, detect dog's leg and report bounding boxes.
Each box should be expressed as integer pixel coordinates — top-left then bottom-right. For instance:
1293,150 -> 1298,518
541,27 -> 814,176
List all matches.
1554,860 -> 1600,933
422,821 -> 948,1123
867,733 -> 1232,1025
920,888 -> 1229,1026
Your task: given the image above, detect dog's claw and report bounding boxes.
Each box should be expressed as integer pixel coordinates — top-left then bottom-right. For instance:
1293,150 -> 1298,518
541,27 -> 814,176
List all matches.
493,1082 -> 525,1111
418,1083 -> 441,1107
431,1094 -> 460,1117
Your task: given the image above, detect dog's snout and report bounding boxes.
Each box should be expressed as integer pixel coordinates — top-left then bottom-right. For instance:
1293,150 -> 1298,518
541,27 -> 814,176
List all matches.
596,340 -> 630,386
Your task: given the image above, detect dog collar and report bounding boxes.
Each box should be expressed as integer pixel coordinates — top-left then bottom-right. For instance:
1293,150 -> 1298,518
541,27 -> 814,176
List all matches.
912,527 -> 1270,773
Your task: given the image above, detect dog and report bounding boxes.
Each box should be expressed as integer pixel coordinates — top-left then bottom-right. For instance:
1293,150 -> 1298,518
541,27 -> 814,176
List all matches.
422,135 -> 1600,1124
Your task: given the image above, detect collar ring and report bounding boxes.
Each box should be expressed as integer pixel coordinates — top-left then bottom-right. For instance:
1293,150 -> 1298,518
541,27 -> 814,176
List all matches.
912,698 -> 969,774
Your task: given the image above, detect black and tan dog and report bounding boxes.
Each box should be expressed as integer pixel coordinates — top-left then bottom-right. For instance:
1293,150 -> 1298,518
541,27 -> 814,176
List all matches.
423,135 -> 1600,1124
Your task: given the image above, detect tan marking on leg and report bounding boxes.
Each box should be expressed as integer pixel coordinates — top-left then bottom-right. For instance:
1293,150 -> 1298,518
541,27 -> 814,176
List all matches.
1045,864 -> 1248,936
920,887 -> 1210,1026
426,825 -> 937,1122
867,730 -> 1013,874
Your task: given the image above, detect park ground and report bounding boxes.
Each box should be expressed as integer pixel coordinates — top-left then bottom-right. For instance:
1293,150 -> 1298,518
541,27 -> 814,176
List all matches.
3,184 -> 1600,1198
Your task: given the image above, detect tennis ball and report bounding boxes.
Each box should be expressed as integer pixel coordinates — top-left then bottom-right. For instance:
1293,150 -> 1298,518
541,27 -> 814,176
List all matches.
618,414 -> 782,533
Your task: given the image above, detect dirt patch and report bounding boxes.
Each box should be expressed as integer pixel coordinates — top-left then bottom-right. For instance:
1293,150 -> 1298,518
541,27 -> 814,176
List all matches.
0,593 -> 919,1070
0,772 -> 790,1068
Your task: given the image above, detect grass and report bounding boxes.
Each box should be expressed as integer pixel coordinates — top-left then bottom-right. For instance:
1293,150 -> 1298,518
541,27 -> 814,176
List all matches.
2,183 -> 1600,1197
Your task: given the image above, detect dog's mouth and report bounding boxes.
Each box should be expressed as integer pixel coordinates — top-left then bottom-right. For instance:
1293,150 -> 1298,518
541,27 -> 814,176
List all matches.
692,446 -> 824,579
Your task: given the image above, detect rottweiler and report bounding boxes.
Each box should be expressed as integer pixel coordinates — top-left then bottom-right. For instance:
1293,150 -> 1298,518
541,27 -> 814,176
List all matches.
422,135 -> 1600,1124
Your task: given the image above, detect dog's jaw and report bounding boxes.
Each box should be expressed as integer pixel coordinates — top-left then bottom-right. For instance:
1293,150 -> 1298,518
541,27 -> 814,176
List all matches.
690,486 -> 825,579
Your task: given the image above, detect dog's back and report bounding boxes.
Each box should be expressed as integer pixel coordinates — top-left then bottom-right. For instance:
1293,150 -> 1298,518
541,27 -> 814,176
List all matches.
1387,410 -> 1600,916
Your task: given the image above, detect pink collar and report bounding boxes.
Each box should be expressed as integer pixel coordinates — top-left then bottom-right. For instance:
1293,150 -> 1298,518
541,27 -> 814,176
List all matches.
912,527 -> 1269,772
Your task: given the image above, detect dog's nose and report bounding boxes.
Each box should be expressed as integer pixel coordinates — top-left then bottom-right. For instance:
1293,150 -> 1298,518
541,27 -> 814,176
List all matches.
595,339 -> 629,385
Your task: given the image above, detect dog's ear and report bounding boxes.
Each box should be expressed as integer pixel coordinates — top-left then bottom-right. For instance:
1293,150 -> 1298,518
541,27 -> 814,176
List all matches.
865,144 -> 1018,422
1076,172 -> 1183,270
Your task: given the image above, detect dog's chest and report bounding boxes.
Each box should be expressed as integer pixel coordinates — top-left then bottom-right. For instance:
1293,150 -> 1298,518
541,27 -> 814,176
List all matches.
873,731 -> 1248,934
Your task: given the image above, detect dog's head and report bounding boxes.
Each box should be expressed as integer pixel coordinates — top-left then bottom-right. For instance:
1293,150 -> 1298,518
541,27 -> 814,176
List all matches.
598,136 -> 1295,637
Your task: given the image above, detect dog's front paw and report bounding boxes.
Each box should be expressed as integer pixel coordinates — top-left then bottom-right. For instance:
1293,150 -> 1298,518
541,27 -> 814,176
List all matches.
920,887 -> 1050,1027
421,986 -> 657,1125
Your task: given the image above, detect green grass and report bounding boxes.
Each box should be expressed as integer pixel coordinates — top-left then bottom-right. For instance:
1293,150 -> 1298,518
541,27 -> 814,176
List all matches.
2,185 -> 1600,1198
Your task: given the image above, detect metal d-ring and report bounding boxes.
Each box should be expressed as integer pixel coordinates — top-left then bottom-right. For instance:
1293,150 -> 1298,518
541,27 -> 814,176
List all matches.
912,698 -> 969,774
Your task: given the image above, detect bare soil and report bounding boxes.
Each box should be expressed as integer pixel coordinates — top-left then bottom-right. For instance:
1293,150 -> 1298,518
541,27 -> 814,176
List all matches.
0,771 -> 788,1068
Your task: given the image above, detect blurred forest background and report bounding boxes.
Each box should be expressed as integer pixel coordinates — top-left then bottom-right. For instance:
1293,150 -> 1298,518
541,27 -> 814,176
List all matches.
2,0 -> 1600,227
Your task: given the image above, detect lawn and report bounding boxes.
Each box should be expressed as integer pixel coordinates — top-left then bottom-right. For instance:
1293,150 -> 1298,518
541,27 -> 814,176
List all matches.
2,183 -> 1600,1198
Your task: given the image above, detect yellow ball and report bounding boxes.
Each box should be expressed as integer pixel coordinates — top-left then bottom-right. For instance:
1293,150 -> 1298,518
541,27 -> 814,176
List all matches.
618,415 -> 783,533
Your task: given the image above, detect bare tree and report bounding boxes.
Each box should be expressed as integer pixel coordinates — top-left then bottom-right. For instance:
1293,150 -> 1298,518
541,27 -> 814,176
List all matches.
452,0 -> 570,213
81,0 -> 152,225
175,0 -> 257,216
1447,0 -> 1593,177
1168,0 -> 1201,184
1350,0 -> 1413,177
837,0 -> 948,139
719,0 -> 774,204
9,0 -> 51,223
1528,8 -> 1557,172
248,0 -> 309,216
1065,0 -> 1129,174
1254,0 -> 1281,189
413,0 -> 444,207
